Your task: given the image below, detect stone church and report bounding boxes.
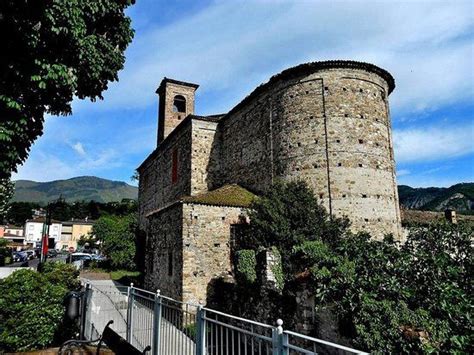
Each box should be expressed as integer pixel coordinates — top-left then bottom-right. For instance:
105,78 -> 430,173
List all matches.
138,60 -> 402,304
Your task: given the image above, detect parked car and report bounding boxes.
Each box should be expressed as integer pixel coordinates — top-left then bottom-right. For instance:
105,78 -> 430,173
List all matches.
68,252 -> 94,269
25,250 -> 36,260
13,251 -> 28,263
47,249 -> 58,258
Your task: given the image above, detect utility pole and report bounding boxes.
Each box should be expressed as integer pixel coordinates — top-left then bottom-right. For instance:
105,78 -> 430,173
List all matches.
39,204 -> 51,264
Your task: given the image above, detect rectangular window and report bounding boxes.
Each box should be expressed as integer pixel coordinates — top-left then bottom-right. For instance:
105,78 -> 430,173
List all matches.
172,148 -> 178,184
168,251 -> 173,276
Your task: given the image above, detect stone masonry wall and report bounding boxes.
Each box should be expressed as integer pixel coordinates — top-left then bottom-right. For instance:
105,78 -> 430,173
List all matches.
138,121 -> 193,230
181,203 -> 245,305
158,81 -> 196,144
145,204 -> 184,300
216,67 -> 401,239
190,119 -> 220,195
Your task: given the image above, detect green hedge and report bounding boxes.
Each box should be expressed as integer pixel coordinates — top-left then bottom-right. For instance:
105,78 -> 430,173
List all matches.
236,249 -> 257,283
0,262 -> 80,352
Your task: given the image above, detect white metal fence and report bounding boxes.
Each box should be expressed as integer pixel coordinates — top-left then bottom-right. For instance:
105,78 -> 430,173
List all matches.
83,283 -> 368,355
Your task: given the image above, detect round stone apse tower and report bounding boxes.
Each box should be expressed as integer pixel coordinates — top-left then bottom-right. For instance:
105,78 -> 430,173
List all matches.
271,61 -> 401,238
218,61 -> 402,239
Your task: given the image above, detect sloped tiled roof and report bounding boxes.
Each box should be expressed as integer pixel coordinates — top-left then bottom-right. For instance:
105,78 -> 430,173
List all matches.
182,184 -> 256,208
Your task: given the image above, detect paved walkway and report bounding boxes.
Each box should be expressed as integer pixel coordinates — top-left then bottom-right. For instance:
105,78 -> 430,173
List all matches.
82,278 -> 196,355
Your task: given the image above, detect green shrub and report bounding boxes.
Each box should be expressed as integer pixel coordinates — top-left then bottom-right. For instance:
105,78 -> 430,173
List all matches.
91,214 -> 137,270
236,249 -> 257,283
0,263 -> 79,352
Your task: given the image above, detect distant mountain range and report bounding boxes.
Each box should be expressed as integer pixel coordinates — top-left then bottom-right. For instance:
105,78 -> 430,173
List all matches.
398,183 -> 473,213
13,176 -> 138,204
12,177 -> 473,212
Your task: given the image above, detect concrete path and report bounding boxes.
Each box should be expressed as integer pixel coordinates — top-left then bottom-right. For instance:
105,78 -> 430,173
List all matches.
81,278 -> 196,355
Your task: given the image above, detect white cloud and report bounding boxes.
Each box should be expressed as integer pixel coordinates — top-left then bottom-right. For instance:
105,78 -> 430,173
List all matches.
12,148 -> 123,182
393,123 -> 474,163
71,0 -> 473,117
71,142 -> 86,156
397,169 -> 410,177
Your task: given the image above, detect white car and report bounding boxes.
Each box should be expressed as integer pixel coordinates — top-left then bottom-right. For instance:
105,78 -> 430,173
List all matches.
69,253 -> 94,269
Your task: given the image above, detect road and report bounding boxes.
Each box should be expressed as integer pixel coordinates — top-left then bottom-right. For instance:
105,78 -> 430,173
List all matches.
7,255 -> 67,268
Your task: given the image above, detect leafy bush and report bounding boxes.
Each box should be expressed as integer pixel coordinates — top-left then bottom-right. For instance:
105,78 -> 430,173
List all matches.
91,214 -> 137,270
235,249 -> 257,283
227,181 -> 473,353
0,262 -> 80,352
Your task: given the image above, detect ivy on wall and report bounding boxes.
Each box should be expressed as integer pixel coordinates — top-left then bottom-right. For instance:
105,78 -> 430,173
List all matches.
235,249 -> 257,283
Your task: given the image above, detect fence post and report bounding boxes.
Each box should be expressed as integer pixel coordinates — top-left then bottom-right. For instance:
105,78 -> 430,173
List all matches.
272,319 -> 284,355
196,306 -> 206,355
80,282 -> 91,340
152,289 -> 162,355
126,283 -> 135,343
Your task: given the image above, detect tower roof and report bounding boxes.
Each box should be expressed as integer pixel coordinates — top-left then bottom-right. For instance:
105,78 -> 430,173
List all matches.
156,77 -> 199,94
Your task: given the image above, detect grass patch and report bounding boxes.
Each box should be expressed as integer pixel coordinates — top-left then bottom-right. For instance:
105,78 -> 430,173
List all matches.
110,270 -> 142,286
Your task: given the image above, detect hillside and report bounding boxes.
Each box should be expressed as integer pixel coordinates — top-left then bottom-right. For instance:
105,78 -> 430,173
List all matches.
13,176 -> 138,204
398,183 -> 474,213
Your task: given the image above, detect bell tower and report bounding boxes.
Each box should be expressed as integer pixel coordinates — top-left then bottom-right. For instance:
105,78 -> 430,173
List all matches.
156,78 -> 199,145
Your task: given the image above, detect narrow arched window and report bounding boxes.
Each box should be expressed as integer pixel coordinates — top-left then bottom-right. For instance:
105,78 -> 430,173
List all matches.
173,95 -> 186,113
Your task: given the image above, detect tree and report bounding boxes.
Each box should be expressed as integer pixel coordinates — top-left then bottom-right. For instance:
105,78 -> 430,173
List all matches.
0,178 -> 14,222
227,181 -> 472,353
5,201 -> 40,226
0,0 -> 135,178
246,180 -> 350,275
91,214 -> 137,270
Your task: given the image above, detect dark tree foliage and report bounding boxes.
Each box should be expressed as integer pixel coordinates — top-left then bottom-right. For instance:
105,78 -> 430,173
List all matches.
5,201 -> 41,225
87,214 -> 137,270
246,180 -> 350,276
0,0 -> 135,178
0,178 -> 14,222
6,199 -> 137,225
221,181 -> 473,353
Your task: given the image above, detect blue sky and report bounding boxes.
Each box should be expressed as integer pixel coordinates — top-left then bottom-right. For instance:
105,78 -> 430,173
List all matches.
13,0 -> 474,187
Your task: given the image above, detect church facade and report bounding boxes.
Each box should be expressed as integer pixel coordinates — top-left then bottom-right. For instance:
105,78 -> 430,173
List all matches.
138,60 -> 402,304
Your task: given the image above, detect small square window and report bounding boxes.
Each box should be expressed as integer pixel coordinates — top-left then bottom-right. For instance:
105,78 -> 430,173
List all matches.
362,194 -> 367,198
359,163 -> 363,167
364,218 -> 369,222
359,139 -> 364,144
337,163 -> 342,167
336,139 -> 340,143
319,193 -> 324,199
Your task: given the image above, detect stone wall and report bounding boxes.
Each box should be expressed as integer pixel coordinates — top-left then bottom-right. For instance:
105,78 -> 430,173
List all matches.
145,202 -> 246,304
157,81 -> 197,144
190,119 -> 220,194
181,203 -> 245,304
138,120 -> 193,230
145,203 -> 183,300
215,65 -> 401,239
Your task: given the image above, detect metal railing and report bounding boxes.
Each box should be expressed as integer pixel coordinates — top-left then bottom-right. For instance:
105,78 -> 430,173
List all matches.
82,282 -> 368,355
